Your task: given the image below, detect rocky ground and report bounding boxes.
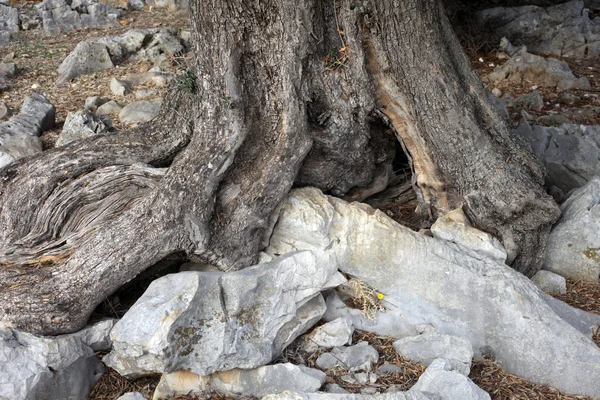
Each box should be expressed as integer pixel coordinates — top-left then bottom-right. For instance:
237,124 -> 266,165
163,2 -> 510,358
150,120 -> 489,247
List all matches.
2,0 -> 600,399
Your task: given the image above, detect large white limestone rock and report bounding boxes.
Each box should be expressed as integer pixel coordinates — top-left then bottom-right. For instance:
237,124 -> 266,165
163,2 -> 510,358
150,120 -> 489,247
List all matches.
544,177 -> 600,282
265,187 -> 600,398
104,251 -> 345,378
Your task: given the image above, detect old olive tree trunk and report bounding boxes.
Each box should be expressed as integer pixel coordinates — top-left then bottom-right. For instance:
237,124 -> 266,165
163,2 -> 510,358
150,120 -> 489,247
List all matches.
0,0 -> 559,335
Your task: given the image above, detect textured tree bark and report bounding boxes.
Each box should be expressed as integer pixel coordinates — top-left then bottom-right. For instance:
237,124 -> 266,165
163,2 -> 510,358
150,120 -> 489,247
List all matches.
0,0 -> 558,335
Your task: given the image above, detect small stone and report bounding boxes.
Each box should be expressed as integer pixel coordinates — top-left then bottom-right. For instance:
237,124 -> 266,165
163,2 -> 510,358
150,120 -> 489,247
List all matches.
532,270 -> 567,294
0,320 -> 115,400
304,317 -> 354,353
110,78 -> 131,96
354,372 -> 369,384
56,110 -> 111,147
557,92 -> 578,106
127,0 -> 145,10
0,62 -> 15,79
84,96 -> 109,112
0,101 -> 10,120
324,383 -> 349,394
376,362 -> 403,375
96,100 -> 124,116
0,93 -> 55,168
57,41 -> 114,86
135,89 -> 158,99
117,392 -> 147,400
360,387 -> 378,395
315,342 -> 379,371
491,88 -> 502,97
119,100 -> 162,124
431,208 -> 507,264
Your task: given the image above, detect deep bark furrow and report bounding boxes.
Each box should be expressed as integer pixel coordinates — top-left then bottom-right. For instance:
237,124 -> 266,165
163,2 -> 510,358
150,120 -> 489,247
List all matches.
357,0 -> 559,273
0,91 -> 195,246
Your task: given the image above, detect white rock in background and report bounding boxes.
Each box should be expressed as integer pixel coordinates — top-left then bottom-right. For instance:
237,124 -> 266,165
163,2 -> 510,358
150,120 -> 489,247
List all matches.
513,123 -> 600,195
119,100 -> 162,124
127,0 -> 145,10
431,209 -> 507,263
96,100 -> 124,116
84,96 -> 109,112
0,4 -> 19,33
0,319 -> 115,400
0,101 -> 10,120
304,317 -> 354,353
110,78 -> 132,96
153,364 -> 325,399
531,270 -> 567,294
265,187 -> 600,398
0,93 -> 55,168
545,177 -> 600,282
393,332 -> 473,376
476,1 -> 600,59
56,110 -> 112,147
57,41 -> 114,86
410,359 -> 490,400
56,28 -> 186,84
486,49 -> 590,91
104,251 -> 345,378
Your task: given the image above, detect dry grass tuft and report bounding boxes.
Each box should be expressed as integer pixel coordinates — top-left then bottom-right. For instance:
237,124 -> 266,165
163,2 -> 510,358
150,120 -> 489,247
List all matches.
88,365 -> 161,400
551,279 -> 600,316
550,279 -> 600,348
344,279 -> 386,321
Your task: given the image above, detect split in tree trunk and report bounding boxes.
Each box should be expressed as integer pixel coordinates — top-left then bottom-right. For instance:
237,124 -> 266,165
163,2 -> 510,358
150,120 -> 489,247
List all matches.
0,0 -> 559,335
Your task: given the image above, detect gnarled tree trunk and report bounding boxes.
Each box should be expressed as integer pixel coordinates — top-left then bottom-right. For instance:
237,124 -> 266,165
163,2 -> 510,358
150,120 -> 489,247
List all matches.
0,0 -> 559,335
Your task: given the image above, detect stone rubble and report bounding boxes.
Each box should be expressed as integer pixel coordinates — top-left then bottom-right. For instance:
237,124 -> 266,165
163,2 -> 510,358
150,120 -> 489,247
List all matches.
0,93 -> 55,169
477,0 -> 600,59
56,28 -> 187,85
36,0 -> 122,34
104,251 -> 345,378
56,110 -> 112,147
487,48 -> 590,91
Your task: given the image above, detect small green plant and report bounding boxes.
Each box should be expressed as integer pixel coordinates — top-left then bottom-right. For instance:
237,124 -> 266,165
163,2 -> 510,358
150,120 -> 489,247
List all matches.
222,95 -> 235,109
324,46 -> 351,70
176,68 -> 197,94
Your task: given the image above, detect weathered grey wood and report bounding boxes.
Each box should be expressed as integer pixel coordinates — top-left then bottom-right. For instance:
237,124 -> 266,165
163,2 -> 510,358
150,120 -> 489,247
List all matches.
0,0 -> 558,335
